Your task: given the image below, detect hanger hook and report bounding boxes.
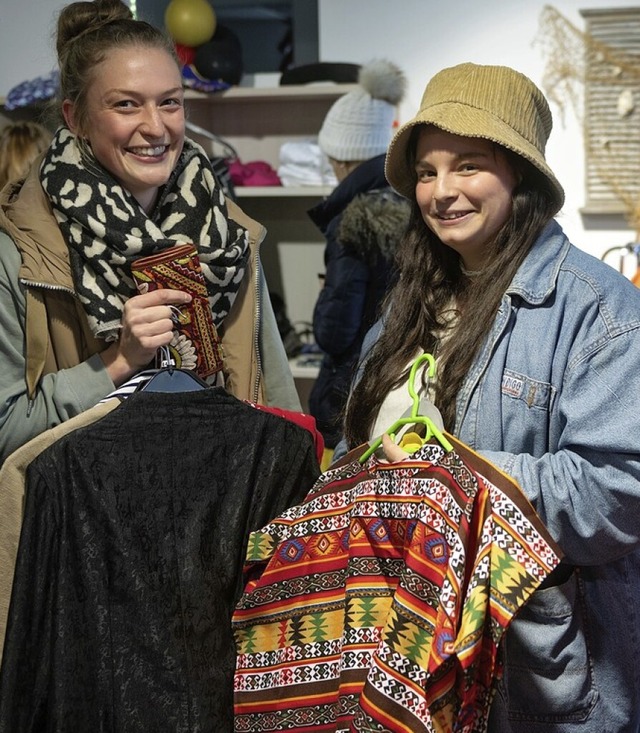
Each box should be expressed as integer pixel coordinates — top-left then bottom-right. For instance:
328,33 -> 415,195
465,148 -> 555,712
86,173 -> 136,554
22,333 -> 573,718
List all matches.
408,353 -> 436,417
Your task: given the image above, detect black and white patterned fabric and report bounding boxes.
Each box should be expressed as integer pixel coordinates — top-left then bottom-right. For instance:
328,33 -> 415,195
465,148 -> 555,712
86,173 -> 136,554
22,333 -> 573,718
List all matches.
40,127 -> 249,341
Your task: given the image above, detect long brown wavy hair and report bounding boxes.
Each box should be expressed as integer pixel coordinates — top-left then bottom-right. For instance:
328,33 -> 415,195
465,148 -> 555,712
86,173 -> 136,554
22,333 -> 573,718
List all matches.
342,126 -> 558,448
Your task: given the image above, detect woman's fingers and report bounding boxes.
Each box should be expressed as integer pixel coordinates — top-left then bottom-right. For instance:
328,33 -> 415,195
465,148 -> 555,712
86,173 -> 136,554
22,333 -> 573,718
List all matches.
381,432 -> 409,462
104,289 -> 194,381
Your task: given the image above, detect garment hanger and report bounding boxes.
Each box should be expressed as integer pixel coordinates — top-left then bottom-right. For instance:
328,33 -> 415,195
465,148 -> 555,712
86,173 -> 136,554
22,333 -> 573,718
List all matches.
184,120 -> 239,161
358,353 -> 453,463
136,346 -> 210,393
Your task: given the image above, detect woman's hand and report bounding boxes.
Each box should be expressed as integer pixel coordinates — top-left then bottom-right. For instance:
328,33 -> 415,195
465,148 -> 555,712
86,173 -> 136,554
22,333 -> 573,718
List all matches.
381,433 -> 410,462
100,289 -> 192,386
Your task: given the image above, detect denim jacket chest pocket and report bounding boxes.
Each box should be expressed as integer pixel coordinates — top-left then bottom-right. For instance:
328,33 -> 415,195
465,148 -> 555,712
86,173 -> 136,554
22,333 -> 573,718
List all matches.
499,369 -> 556,448
501,369 -> 554,410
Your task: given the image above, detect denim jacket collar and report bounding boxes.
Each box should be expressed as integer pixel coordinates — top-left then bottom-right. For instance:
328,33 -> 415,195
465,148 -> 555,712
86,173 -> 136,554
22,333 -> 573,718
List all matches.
506,220 -> 570,306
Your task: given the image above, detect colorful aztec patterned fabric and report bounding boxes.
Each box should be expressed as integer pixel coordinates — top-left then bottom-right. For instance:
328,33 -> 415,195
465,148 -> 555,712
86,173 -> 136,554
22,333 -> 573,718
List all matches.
233,435 -> 563,733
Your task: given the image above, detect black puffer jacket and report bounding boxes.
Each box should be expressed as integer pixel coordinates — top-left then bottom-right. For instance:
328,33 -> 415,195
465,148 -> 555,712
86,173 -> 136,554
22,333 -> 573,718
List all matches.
307,154 -> 410,448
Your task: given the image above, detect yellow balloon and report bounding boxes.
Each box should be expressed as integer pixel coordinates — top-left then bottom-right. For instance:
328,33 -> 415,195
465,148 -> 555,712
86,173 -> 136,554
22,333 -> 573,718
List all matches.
165,0 -> 217,47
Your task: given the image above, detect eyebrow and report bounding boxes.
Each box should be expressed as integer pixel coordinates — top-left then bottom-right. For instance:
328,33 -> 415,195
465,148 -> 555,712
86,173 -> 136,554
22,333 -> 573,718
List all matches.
106,86 -> 184,97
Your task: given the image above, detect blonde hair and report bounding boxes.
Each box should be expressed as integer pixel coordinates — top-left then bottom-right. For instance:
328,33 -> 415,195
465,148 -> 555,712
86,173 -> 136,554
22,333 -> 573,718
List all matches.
0,121 -> 52,189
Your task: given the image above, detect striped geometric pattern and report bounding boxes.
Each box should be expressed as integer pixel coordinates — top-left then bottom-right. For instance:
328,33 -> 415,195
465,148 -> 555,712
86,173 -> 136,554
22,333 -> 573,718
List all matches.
233,436 -> 563,732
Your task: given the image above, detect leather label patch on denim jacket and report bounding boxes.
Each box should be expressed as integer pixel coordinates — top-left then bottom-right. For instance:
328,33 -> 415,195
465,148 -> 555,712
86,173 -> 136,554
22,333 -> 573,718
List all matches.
501,370 -> 553,409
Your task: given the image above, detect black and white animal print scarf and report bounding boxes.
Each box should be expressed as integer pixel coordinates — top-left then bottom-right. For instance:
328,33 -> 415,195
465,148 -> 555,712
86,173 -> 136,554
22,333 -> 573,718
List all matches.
40,127 -> 249,341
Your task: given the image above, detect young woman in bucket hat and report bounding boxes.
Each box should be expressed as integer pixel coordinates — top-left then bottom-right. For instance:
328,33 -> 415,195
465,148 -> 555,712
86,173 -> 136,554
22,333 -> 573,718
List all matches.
334,63 -> 640,730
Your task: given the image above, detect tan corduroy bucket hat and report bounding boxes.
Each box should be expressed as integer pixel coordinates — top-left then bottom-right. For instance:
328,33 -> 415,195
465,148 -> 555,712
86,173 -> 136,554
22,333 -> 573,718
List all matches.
385,63 -> 565,213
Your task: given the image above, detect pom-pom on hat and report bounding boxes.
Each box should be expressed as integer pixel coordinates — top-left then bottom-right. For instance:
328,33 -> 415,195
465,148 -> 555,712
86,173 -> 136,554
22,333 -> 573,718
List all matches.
318,59 -> 407,162
385,62 -> 565,213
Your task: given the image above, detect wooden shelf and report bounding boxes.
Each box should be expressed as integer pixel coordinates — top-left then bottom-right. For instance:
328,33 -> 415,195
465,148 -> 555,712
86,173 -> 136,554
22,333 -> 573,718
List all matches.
185,84 -> 353,140
235,185 -> 332,198
184,83 -> 357,104
288,356 -> 321,380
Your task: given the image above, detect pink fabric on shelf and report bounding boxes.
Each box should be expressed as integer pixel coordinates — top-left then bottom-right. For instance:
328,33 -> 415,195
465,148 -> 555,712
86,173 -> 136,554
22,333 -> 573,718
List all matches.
228,160 -> 281,187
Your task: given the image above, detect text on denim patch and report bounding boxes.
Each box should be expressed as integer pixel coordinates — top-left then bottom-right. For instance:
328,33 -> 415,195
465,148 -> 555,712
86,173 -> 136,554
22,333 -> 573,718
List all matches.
501,370 -> 553,409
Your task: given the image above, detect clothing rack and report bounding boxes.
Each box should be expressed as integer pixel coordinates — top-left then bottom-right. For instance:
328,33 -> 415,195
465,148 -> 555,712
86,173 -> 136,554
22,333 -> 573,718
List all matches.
600,242 -> 640,286
600,242 -> 639,272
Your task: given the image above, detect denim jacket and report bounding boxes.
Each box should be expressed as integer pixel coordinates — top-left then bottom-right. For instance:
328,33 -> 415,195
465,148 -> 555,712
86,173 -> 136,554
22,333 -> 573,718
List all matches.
340,221 -> 640,731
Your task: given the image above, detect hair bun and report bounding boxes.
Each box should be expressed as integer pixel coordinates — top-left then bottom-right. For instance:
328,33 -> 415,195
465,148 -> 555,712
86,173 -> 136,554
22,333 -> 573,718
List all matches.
56,0 -> 132,59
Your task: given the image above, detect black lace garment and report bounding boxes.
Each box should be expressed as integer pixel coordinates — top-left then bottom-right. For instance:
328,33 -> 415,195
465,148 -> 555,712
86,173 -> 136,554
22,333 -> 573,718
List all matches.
0,388 -> 320,732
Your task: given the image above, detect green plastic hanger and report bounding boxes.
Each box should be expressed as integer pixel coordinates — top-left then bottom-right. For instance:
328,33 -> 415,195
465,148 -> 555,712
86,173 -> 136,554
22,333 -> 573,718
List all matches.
358,353 -> 453,463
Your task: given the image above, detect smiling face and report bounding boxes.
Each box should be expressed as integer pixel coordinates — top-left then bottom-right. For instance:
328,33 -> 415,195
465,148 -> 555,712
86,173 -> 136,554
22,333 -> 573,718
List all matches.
414,126 -> 519,270
63,45 -> 185,213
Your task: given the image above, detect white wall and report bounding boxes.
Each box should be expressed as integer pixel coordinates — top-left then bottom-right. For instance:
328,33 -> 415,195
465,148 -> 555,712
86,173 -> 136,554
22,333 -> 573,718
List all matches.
0,0 -> 67,97
1,0 -> 638,264
318,0 -> 640,266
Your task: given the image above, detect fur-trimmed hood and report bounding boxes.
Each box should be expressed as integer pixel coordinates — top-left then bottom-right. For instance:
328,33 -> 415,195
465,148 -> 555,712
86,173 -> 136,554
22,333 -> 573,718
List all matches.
339,187 -> 410,262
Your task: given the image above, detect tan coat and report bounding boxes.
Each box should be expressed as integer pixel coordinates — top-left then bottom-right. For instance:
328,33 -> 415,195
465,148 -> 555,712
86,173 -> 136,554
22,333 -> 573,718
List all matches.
0,398 -> 121,666
0,164 -> 267,405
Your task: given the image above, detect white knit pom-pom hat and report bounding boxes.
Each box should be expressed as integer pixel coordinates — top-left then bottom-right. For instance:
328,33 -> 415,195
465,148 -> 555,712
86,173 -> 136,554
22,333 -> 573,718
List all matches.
318,59 -> 407,162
